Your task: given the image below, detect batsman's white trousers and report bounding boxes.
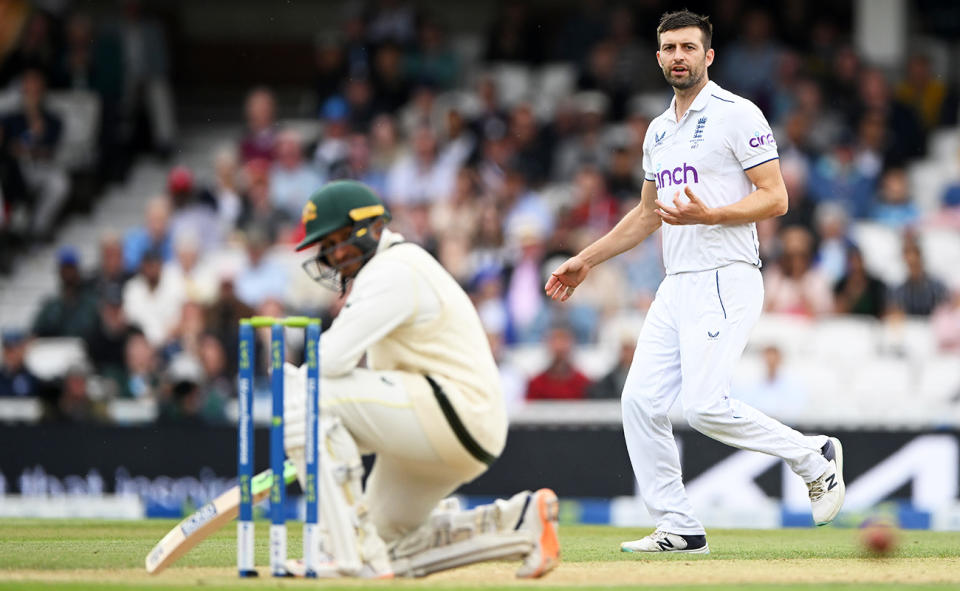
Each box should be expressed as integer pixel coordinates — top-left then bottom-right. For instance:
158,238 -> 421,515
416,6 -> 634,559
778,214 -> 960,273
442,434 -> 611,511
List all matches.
621,262 -> 829,535
320,369 -> 488,542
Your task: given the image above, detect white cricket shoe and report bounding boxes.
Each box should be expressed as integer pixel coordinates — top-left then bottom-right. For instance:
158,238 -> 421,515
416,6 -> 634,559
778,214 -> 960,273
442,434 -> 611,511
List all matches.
808,436 -> 845,526
620,530 -> 709,554
515,488 -> 560,578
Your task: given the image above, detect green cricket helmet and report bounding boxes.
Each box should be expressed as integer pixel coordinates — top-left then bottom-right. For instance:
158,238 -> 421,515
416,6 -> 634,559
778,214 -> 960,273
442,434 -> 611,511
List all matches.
296,180 -> 391,291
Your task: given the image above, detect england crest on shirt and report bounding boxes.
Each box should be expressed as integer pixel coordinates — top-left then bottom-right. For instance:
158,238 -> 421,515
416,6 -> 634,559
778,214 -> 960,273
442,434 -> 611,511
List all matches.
690,117 -> 707,149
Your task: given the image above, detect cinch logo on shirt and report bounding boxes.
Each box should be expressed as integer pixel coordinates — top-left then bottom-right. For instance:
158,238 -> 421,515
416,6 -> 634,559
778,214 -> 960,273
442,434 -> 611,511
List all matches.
749,132 -> 776,148
655,163 -> 700,189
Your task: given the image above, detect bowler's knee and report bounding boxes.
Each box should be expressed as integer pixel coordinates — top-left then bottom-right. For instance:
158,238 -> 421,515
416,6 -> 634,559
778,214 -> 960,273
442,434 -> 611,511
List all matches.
682,400 -> 727,434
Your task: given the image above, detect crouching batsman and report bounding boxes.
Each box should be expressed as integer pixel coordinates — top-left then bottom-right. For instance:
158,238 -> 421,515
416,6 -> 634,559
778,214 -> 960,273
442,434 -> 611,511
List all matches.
282,180 -> 558,579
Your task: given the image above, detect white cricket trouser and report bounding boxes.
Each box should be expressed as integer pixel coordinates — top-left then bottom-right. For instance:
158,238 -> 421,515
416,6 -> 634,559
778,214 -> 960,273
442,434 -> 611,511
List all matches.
621,262 -> 829,535
320,369 -> 487,542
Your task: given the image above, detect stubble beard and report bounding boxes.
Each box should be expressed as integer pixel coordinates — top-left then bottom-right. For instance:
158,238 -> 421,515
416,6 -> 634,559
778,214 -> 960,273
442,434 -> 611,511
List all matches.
663,64 -> 705,90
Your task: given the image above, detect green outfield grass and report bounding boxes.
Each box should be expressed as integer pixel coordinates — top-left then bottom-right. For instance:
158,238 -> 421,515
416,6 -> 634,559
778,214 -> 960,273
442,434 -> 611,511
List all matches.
0,519 -> 959,590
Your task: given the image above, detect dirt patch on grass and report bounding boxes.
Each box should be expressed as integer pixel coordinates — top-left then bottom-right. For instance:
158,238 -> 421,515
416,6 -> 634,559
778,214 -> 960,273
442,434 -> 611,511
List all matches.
3,558 -> 960,588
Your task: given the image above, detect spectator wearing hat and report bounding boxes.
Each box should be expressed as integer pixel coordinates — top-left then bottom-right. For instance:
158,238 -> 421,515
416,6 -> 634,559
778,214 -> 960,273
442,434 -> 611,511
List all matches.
122,246 -> 184,347
167,165 -> 222,254
313,96 -> 351,180
32,247 -> 100,343
0,330 -> 38,397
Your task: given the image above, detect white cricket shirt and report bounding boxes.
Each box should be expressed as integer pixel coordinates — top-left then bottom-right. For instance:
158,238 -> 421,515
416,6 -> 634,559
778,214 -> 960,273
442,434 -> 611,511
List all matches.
642,80 -> 779,274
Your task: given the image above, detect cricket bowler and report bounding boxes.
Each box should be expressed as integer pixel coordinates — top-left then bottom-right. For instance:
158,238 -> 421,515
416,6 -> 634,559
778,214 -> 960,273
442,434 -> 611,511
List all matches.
545,10 -> 845,554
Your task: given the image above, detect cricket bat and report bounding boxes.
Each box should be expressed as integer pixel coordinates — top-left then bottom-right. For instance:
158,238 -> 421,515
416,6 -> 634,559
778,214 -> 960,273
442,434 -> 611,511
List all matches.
145,460 -> 298,574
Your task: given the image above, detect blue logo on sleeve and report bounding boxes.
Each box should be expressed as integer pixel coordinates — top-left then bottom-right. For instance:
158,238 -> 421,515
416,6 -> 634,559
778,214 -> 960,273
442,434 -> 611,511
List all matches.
654,130 -> 667,146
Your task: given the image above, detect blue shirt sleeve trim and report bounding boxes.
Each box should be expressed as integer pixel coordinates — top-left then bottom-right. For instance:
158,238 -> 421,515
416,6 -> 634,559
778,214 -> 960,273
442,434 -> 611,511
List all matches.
711,94 -> 735,104
743,156 -> 779,171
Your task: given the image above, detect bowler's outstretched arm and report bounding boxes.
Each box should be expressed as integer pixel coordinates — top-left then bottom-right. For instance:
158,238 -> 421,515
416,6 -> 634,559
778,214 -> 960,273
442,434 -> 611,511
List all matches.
546,179 -> 661,301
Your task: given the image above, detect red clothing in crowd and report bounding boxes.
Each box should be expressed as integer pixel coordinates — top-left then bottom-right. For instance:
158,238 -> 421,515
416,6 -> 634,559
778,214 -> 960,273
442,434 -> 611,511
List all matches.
525,368 -> 591,400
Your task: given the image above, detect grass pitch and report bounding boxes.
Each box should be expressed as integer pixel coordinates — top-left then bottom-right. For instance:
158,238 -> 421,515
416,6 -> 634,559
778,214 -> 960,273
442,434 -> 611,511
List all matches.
0,519 -> 958,590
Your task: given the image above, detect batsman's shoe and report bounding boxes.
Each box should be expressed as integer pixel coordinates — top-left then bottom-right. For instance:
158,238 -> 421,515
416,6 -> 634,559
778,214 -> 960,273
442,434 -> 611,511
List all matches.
808,436 -> 845,526
515,488 -> 560,578
620,530 -> 709,554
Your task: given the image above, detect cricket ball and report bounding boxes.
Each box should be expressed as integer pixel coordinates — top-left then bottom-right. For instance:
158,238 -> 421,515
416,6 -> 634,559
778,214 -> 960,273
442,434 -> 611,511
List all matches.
860,520 -> 899,556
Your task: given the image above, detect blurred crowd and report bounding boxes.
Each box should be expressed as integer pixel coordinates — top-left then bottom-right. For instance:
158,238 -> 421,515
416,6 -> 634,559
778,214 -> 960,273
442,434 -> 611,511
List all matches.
2,0 -> 960,424
0,0 -> 175,272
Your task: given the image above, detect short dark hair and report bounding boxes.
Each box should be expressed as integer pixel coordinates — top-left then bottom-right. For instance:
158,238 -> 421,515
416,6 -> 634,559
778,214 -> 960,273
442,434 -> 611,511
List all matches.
657,10 -> 713,51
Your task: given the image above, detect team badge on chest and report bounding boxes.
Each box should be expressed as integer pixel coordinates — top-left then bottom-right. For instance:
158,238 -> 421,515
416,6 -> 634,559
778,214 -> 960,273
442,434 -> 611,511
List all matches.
690,117 -> 707,149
